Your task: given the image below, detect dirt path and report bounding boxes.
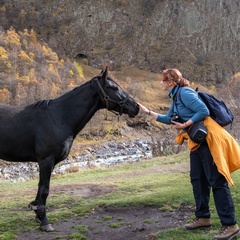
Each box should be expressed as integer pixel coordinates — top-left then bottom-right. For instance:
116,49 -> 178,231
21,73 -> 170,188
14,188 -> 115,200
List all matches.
16,204 -> 193,240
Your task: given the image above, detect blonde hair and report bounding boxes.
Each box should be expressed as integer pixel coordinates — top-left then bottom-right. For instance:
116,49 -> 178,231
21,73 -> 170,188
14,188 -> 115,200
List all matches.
162,68 -> 189,87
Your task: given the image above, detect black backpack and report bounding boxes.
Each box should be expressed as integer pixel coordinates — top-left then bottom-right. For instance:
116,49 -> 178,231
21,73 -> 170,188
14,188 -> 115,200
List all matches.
177,87 -> 234,128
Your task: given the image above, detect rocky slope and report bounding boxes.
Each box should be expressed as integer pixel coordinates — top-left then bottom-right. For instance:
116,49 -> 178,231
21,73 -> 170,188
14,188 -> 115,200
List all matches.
1,0 -> 240,84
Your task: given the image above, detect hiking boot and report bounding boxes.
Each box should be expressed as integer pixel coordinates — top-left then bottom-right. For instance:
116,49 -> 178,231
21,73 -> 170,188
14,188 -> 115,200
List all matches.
214,224 -> 239,240
184,217 -> 212,230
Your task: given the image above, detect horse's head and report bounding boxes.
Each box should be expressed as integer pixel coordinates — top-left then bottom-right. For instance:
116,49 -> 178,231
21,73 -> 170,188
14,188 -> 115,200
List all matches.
91,68 -> 139,118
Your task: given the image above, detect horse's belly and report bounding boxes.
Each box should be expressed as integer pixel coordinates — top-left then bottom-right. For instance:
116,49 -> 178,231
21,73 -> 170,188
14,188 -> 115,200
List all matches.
0,140 -> 36,162
0,151 -> 36,162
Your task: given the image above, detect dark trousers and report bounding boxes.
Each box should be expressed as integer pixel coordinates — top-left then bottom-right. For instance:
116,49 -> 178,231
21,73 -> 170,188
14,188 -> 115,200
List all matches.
190,141 -> 236,226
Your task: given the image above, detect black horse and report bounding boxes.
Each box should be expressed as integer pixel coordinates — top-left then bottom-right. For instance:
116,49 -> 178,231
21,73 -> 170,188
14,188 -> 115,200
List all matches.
0,68 -> 139,231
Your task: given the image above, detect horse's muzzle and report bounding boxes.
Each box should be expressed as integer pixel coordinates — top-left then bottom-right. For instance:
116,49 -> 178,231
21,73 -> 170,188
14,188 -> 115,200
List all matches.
128,103 -> 139,118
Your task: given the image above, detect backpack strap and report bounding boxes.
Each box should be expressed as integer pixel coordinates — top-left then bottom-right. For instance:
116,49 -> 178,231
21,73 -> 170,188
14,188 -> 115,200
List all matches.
174,87 -> 185,106
173,87 -> 199,119
172,87 -> 184,118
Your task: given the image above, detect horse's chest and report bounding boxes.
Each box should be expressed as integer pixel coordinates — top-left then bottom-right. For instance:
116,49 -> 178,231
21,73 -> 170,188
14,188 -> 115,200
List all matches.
56,136 -> 74,161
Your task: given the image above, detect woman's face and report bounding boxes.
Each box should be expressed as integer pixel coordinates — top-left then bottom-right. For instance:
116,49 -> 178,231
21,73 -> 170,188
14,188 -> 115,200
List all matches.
161,79 -> 172,91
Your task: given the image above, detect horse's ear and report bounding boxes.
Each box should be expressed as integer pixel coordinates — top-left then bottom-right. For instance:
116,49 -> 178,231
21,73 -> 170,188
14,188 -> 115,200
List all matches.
102,67 -> 108,81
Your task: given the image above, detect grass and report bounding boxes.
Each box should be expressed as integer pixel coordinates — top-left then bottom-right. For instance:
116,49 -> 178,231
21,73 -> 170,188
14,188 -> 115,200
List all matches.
1,150 -> 240,239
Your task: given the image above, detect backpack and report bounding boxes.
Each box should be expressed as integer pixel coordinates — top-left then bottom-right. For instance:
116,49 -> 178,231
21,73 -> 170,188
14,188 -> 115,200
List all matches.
177,87 -> 234,128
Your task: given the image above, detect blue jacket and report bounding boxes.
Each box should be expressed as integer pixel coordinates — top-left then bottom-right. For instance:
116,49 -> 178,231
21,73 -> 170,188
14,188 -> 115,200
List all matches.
156,86 -> 210,124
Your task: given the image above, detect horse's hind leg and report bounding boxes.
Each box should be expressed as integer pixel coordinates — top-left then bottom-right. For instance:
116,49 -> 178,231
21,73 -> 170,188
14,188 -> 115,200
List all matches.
29,157 -> 55,232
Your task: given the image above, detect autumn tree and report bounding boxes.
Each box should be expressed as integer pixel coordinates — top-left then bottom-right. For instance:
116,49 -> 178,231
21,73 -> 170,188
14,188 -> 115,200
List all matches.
0,27 -> 84,104
0,88 -> 10,104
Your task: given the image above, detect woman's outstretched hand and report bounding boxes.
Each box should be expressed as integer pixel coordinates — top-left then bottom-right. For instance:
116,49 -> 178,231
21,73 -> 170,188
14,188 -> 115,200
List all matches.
138,102 -> 158,119
138,102 -> 150,115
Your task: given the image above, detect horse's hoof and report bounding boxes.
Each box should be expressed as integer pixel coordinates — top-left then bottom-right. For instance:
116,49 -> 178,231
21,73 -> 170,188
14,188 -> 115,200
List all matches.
40,224 -> 55,232
28,203 -> 38,211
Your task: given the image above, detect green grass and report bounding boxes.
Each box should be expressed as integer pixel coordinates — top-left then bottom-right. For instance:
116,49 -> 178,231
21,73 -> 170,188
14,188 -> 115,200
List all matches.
73,225 -> 88,233
1,150 -> 240,239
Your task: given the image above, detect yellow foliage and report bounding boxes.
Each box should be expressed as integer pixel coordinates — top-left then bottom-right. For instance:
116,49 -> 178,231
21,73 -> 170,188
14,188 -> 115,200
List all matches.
49,83 -> 61,97
18,50 -> 32,63
233,72 -> 240,78
73,61 -> 84,78
48,64 -> 57,73
0,27 -> 89,105
48,64 -> 61,82
7,28 -> 21,47
29,52 -> 35,60
22,39 -> 28,47
0,46 -> 8,59
0,6 -> 6,12
69,69 -> 74,77
14,82 -> 28,105
69,80 -> 77,88
6,62 -> 12,68
23,29 -> 28,35
59,59 -> 65,66
20,9 -> 26,18
42,45 -> 48,55
0,46 -> 11,70
42,45 -> 58,63
210,85 -> 216,91
0,88 -> 10,103
30,29 -> 38,45
16,75 -> 30,82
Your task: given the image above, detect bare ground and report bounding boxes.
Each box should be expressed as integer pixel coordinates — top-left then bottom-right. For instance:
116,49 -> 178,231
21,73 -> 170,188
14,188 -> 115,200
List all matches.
16,186 -> 193,240
18,205 -> 192,240
16,163 -> 193,240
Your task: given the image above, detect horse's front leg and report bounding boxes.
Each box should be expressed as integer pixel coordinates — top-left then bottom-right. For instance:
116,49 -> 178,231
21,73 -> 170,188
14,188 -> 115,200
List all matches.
29,156 -> 55,232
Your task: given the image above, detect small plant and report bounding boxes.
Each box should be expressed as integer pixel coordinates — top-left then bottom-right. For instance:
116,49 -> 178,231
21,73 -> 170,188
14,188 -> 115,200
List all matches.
73,225 -> 88,233
144,219 -> 152,224
103,214 -> 113,220
70,233 -> 87,240
108,222 -> 124,228
94,219 -> 103,224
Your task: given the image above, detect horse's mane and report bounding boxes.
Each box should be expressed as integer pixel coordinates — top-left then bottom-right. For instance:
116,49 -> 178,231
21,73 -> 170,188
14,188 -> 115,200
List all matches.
26,100 -> 52,109
25,77 -> 116,110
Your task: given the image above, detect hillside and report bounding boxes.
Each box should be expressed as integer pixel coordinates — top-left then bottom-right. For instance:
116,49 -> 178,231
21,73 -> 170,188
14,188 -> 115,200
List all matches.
1,0 -> 240,85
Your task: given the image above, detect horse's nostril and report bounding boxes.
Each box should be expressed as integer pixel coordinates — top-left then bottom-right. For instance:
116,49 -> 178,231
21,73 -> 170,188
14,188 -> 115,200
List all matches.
136,104 -> 140,110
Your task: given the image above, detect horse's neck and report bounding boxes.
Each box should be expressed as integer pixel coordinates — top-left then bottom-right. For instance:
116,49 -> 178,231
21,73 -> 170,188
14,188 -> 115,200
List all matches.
54,82 -> 102,136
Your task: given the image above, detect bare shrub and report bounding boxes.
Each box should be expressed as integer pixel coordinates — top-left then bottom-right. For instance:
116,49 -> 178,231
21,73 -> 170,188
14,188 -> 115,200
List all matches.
149,127 -> 183,157
66,164 -> 80,173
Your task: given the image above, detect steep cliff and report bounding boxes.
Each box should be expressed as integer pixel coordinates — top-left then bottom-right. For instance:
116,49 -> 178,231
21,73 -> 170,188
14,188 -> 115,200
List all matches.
1,0 -> 240,84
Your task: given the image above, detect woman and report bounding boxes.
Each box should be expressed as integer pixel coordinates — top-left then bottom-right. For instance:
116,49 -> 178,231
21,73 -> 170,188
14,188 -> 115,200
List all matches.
139,68 -> 239,240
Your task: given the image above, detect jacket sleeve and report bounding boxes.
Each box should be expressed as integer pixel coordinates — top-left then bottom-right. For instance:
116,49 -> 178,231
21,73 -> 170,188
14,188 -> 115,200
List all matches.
156,104 -> 173,124
180,87 -> 209,123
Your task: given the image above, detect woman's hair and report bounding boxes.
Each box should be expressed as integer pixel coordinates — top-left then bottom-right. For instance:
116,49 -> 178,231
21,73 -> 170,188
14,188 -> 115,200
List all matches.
162,68 -> 189,87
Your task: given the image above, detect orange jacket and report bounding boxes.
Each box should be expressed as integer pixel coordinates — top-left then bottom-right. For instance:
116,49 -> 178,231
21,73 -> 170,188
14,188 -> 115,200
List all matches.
175,117 -> 240,186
